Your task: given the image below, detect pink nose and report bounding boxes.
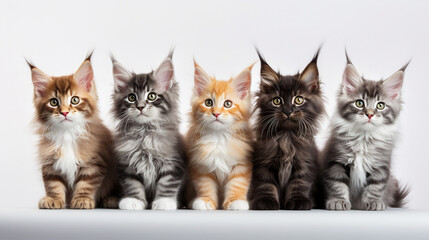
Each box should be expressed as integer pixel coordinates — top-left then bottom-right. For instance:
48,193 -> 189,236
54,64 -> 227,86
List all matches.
61,112 -> 69,117
213,113 -> 220,118
367,114 -> 373,120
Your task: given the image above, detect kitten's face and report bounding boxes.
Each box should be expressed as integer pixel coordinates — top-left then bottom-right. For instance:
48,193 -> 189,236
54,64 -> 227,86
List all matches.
338,62 -> 405,129
112,57 -> 175,125
30,58 -> 97,131
256,51 -> 324,137
191,62 -> 252,131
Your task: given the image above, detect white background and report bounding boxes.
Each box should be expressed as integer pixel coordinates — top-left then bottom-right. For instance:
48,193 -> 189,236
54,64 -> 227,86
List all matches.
0,0 -> 427,210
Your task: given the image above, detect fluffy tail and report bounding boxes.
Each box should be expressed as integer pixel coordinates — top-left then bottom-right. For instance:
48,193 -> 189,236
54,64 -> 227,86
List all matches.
391,183 -> 410,208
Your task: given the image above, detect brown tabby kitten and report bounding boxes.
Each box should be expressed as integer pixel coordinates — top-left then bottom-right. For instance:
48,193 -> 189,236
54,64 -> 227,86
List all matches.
29,53 -> 119,209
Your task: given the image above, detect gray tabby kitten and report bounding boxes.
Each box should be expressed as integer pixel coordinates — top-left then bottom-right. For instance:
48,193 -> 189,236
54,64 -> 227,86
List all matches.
111,52 -> 186,210
321,54 -> 409,210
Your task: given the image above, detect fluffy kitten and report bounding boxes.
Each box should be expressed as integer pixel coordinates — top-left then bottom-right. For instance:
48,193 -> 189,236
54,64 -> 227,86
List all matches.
250,49 -> 324,210
29,53 -> 119,209
187,61 -> 253,210
321,54 -> 409,210
112,52 -> 186,210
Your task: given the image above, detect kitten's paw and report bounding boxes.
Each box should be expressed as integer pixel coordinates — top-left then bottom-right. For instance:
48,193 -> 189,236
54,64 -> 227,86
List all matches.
70,197 -> 95,209
285,197 -> 312,210
362,201 -> 386,211
192,197 -> 216,210
38,196 -> 65,209
326,198 -> 351,210
252,197 -> 280,210
152,198 -> 177,210
225,199 -> 249,210
102,196 -> 119,209
119,197 -> 146,210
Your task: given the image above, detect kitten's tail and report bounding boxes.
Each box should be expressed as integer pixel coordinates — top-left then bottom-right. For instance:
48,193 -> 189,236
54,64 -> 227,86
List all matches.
391,182 -> 410,208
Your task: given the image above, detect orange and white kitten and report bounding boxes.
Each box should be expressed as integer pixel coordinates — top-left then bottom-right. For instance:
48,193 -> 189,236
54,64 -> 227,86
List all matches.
29,54 -> 119,209
187,61 -> 253,210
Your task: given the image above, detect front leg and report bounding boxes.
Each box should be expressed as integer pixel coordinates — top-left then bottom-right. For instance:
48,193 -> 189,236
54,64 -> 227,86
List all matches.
39,165 -> 67,209
191,168 -> 218,210
118,172 -> 147,210
324,161 -> 352,210
152,159 -> 185,210
284,163 -> 313,210
70,162 -> 105,209
223,164 -> 252,210
250,163 -> 280,210
360,167 -> 389,211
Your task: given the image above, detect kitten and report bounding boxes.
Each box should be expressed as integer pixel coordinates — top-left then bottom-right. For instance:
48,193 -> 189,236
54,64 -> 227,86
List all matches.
29,53 -> 119,209
250,49 -> 324,210
321,53 -> 409,210
187,61 -> 253,210
112,52 -> 186,210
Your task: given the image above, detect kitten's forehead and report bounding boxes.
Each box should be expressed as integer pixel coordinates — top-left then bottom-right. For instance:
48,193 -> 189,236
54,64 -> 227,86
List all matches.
129,73 -> 155,91
360,79 -> 383,99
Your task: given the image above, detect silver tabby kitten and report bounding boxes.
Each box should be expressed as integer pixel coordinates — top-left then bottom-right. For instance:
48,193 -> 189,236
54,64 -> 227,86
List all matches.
111,52 -> 186,210
321,54 -> 409,210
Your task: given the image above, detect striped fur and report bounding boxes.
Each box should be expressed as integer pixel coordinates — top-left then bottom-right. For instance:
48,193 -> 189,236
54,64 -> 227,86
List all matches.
112,53 -> 186,210
321,56 -> 409,210
30,54 -> 119,209
187,61 -> 253,210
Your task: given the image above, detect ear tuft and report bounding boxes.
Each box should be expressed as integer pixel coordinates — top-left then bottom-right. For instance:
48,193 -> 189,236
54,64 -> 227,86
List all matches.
111,57 -> 132,92
299,48 -> 321,92
257,49 -> 278,89
193,60 -> 212,95
31,67 -> 52,97
153,56 -> 174,93
232,64 -> 254,99
74,59 -> 93,92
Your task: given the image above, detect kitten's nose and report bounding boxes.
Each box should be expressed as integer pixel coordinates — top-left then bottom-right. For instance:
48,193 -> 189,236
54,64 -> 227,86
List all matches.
61,112 -> 69,117
137,107 -> 144,112
366,114 -> 374,120
285,110 -> 293,117
213,113 -> 220,118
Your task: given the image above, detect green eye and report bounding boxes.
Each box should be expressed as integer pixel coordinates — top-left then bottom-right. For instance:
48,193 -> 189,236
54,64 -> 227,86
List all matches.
71,96 -> 80,105
376,102 -> 385,110
355,100 -> 364,108
49,98 -> 59,107
294,96 -> 304,105
128,93 -> 136,102
147,92 -> 157,101
205,99 -> 213,107
273,97 -> 282,106
224,100 -> 232,108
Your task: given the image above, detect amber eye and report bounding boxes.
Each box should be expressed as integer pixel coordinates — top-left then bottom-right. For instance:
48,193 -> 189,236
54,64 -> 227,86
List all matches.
273,97 -> 282,106
376,102 -> 385,110
294,96 -> 304,105
147,92 -> 157,101
128,93 -> 137,102
71,96 -> 80,105
224,100 -> 232,108
49,98 -> 59,107
355,100 -> 364,108
205,99 -> 213,107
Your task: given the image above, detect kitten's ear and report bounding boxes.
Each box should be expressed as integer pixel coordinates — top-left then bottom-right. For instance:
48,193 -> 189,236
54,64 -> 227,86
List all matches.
298,48 -> 321,92
342,52 -> 363,95
257,49 -> 278,90
382,62 -> 409,100
28,62 -> 52,98
232,64 -> 254,99
74,54 -> 94,92
194,60 -> 212,95
111,56 -> 132,92
153,56 -> 174,94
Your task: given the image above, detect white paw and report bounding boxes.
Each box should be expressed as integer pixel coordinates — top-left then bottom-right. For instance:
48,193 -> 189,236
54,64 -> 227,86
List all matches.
192,198 -> 216,210
226,200 -> 249,210
119,197 -> 146,210
152,198 -> 177,210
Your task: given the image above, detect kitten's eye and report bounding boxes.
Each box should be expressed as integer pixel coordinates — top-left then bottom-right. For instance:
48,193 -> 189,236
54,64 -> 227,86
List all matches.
355,100 -> 365,108
376,102 -> 386,110
224,100 -> 232,108
294,96 -> 304,105
273,97 -> 282,106
49,98 -> 59,107
205,99 -> 213,107
71,96 -> 80,105
147,92 -> 157,101
128,93 -> 137,102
